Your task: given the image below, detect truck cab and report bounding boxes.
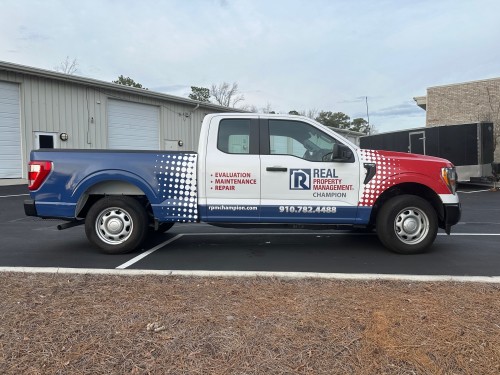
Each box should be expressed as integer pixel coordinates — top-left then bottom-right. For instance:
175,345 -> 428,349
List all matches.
199,114 -> 363,224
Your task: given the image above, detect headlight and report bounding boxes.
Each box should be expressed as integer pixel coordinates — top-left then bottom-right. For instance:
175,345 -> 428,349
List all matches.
441,167 -> 457,194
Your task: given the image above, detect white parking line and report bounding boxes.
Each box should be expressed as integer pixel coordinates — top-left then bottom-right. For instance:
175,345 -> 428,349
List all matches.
457,189 -> 494,194
0,194 -> 29,198
116,234 -> 184,269
114,231 -> 500,270
117,232 -> 377,269
438,233 -> 500,236
184,232 -> 376,236
150,232 -> 499,237
8,218 -> 27,223
457,222 -> 500,225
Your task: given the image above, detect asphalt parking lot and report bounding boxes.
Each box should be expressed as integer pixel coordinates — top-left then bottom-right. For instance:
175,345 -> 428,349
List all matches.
0,184 -> 499,276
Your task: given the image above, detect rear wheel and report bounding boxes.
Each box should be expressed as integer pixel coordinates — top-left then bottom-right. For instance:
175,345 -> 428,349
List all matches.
85,196 -> 148,254
376,195 -> 438,254
157,222 -> 174,233
149,222 -> 175,233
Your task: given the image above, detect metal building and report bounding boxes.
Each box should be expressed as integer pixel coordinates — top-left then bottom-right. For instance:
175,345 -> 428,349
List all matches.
0,60 -> 241,181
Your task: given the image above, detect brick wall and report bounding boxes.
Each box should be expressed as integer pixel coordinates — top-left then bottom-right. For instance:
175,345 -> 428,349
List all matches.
426,78 -> 500,161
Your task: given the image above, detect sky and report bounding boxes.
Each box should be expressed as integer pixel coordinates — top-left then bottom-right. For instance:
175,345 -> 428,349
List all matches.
1,0 -> 500,133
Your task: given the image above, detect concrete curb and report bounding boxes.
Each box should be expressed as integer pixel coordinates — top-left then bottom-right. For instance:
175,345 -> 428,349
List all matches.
1,267 -> 500,284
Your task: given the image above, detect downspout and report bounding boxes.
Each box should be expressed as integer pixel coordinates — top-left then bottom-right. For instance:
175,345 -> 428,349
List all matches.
189,103 -> 200,150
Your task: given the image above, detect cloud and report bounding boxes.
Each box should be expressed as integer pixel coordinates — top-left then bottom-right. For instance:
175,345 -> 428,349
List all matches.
17,26 -> 50,42
367,101 -> 427,133
336,97 -> 367,104
1,0 -> 499,135
371,101 -> 425,118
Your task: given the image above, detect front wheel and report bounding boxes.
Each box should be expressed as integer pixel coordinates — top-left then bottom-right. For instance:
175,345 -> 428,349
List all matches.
85,196 -> 148,254
376,195 -> 438,254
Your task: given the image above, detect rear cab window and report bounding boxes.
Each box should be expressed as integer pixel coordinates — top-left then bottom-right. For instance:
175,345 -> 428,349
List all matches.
217,118 -> 259,154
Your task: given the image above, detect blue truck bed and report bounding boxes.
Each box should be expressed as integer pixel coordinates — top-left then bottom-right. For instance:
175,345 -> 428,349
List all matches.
27,149 -> 198,223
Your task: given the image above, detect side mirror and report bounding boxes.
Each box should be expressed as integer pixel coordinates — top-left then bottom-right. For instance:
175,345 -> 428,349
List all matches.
331,143 -> 353,162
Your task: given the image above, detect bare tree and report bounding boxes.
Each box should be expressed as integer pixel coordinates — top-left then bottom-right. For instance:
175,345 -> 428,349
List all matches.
210,82 -> 244,107
261,103 -> 275,114
291,109 -> 318,119
240,103 -> 274,113
239,104 -> 259,112
54,56 -> 78,75
485,87 -> 500,159
306,108 -> 319,119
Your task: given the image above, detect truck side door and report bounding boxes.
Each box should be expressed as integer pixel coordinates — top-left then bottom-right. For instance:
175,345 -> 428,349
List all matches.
202,117 -> 261,222
260,118 -> 360,223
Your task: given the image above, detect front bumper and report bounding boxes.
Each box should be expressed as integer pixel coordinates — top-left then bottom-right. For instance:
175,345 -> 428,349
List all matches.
24,199 -> 37,217
443,203 -> 461,234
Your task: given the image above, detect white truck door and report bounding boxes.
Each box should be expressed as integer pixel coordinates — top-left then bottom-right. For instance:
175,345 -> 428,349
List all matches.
202,117 -> 261,222
260,118 -> 360,224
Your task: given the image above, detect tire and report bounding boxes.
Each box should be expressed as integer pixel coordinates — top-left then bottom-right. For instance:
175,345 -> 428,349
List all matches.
149,222 -> 175,233
85,196 -> 148,254
157,222 -> 174,233
376,195 -> 438,254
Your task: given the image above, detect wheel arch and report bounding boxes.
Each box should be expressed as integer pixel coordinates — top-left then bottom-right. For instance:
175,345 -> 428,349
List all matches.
74,178 -> 155,219
369,182 -> 445,229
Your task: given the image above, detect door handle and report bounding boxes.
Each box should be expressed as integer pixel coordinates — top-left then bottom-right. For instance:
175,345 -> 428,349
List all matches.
266,167 -> 288,172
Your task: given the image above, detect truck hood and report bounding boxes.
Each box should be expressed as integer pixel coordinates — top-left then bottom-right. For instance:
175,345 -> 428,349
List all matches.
357,148 -> 456,202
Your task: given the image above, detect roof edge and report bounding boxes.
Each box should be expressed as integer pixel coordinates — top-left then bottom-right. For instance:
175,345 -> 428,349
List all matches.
428,76 -> 500,89
0,60 -> 246,112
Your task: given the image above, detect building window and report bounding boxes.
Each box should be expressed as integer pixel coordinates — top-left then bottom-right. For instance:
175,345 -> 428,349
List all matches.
34,132 -> 58,149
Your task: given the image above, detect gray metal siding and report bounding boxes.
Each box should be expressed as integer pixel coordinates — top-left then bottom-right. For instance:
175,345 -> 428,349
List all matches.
162,103 -> 208,152
0,69 -> 231,179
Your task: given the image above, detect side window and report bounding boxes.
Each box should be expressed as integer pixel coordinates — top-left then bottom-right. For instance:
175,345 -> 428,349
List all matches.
217,119 -> 250,154
268,120 -> 339,162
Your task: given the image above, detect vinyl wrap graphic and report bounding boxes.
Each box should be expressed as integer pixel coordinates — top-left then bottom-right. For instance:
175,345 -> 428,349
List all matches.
358,150 -> 401,207
154,153 -> 198,222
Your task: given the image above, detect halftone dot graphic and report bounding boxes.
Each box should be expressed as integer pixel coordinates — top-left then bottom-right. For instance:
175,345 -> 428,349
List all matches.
154,153 -> 198,222
358,150 -> 401,207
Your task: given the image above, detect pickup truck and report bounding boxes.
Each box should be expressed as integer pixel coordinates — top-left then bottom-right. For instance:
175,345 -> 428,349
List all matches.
24,113 -> 461,255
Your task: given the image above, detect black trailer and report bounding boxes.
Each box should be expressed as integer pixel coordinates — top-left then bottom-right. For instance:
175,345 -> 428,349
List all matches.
360,123 -> 495,183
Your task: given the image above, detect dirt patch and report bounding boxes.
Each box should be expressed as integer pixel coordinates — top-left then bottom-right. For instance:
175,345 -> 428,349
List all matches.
1,273 -> 499,374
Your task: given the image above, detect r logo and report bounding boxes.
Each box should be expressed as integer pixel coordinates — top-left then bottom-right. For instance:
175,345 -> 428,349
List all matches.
290,169 -> 311,190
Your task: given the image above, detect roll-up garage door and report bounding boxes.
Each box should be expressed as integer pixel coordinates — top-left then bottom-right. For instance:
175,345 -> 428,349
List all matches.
0,81 -> 22,178
107,99 -> 159,150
